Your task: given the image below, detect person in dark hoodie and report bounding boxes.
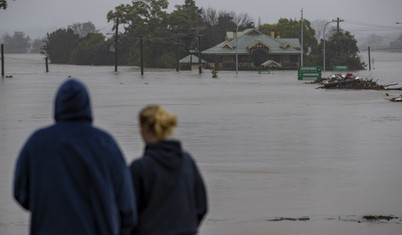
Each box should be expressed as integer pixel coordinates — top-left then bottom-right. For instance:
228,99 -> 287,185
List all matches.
130,105 -> 207,235
13,78 -> 137,235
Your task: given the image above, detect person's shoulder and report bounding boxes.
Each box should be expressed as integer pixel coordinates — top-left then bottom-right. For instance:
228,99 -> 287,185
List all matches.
181,148 -> 194,161
130,156 -> 146,169
88,126 -> 117,142
89,125 -> 111,135
130,154 -> 158,172
29,124 -> 57,139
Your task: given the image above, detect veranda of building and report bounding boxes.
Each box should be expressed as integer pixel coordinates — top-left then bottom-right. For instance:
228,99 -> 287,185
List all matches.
202,28 -> 302,70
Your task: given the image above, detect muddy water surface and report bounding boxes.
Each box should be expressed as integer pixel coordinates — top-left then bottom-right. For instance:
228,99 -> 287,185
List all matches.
1,52 -> 402,234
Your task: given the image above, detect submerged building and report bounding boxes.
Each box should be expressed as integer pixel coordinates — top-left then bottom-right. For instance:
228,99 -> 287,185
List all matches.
202,28 -> 302,70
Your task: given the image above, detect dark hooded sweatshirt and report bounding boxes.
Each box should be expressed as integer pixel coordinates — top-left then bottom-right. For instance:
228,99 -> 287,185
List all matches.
130,140 -> 207,235
13,78 -> 137,235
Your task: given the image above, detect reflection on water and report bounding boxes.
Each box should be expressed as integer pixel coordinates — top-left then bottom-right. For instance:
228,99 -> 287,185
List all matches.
1,52 -> 402,234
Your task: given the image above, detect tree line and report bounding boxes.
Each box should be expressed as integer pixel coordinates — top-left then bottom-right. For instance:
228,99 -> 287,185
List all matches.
2,0 -> 374,70
1,32 -> 42,53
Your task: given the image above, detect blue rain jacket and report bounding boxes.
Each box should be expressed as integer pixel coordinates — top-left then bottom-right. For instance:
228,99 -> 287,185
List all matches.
130,140 -> 207,235
13,79 -> 137,235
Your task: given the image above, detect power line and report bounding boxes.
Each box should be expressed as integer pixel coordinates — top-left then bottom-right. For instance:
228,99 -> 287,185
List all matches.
343,19 -> 402,29
97,22 -> 115,33
359,47 -> 402,51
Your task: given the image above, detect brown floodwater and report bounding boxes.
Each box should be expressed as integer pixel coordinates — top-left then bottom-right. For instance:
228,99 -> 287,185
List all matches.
1,52 -> 402,234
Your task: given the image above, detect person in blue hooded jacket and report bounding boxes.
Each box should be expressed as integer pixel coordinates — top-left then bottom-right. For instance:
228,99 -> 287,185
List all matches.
13,78 -> 137,235
130,105 -> 207,235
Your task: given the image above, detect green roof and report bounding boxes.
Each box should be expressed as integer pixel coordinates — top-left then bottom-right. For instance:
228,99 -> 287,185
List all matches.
179,54 -> 207,64
203,28 -> 301,55
261,60 -> 282,68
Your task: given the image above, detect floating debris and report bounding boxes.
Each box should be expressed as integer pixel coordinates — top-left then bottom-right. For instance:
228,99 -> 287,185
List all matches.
362,215 -> 399,221
386,94 -> 402,102
313,73 -> 402,90
266,217 -> 310,222
209,214 -> 401,225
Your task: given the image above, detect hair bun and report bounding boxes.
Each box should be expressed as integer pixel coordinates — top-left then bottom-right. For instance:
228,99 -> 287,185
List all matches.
140,105 -> 177,141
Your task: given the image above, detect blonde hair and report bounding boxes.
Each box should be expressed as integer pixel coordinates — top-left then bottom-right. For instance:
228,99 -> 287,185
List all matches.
139,105 -> 177,141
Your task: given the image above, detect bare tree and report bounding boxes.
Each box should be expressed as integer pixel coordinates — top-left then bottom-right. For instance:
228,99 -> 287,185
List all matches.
202,7 -> 218,25
202,7 -> 254,29
311,19 -> 328,41
68,22 -> 98,38
232,12 -> 255,29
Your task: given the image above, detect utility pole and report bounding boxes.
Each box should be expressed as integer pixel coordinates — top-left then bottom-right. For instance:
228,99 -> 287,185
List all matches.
336,17 -> 344,33
323,20 -> 336,71
176,38 -> 180,72
300,8 -> 304,67
140,35 -> 144,75
368,46 -> 371,71
197,29 -> 202,74
114,18 -> 119,72
337,17 -> 340,33
190,53 -> 192,71
235,26 -> 239,74
45,57 -> 49,72
1,44 -> 4,77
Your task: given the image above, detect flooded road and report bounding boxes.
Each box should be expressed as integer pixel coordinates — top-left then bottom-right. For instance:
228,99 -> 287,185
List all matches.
1,52 -> 402,234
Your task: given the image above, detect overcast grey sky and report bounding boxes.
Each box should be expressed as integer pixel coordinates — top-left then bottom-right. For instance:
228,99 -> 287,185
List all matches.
1,0 -> 402,39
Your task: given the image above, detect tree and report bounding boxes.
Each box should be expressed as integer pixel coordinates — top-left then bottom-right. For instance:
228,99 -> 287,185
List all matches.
358,33 -> 387,50
323,31 -> 365,70
201,8 -> 254,50
105,0 -> 257,67
107,0 -> 169,35
2,31 -> 31,53
275,18 -> 317,54
258,23 -> 275,35
31,38 -> 45,54
201,9 -> 236,52
258,18 -> 317,54
43,28 -> 79,64
231,12 -> 254,29
259,18 -> 318,66
70,33 -> 113,65
107,0 -> 176,67
311,19 -> 329,41
69,22 -> 98,38
167,0 -> 204,58
0,0 -> 7,10
389,34 -> 402,52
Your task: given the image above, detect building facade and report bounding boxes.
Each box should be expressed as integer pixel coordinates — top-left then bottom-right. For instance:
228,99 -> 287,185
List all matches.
202,28 -> 302,70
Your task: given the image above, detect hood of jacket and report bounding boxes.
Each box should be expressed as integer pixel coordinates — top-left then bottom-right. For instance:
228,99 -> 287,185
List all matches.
54,78 -> 93,123
145,140 -> 184,171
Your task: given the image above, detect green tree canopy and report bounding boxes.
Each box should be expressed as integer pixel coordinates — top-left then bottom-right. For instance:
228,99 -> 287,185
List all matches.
43,28 -> 79,64
105,0 -> 256,67
107,0 -> 169,35
107,0 -> 177,67
70,33 -> 113,65
322,31 -> 365,70
167,0 -> 204,55
259,18 -> 317,53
